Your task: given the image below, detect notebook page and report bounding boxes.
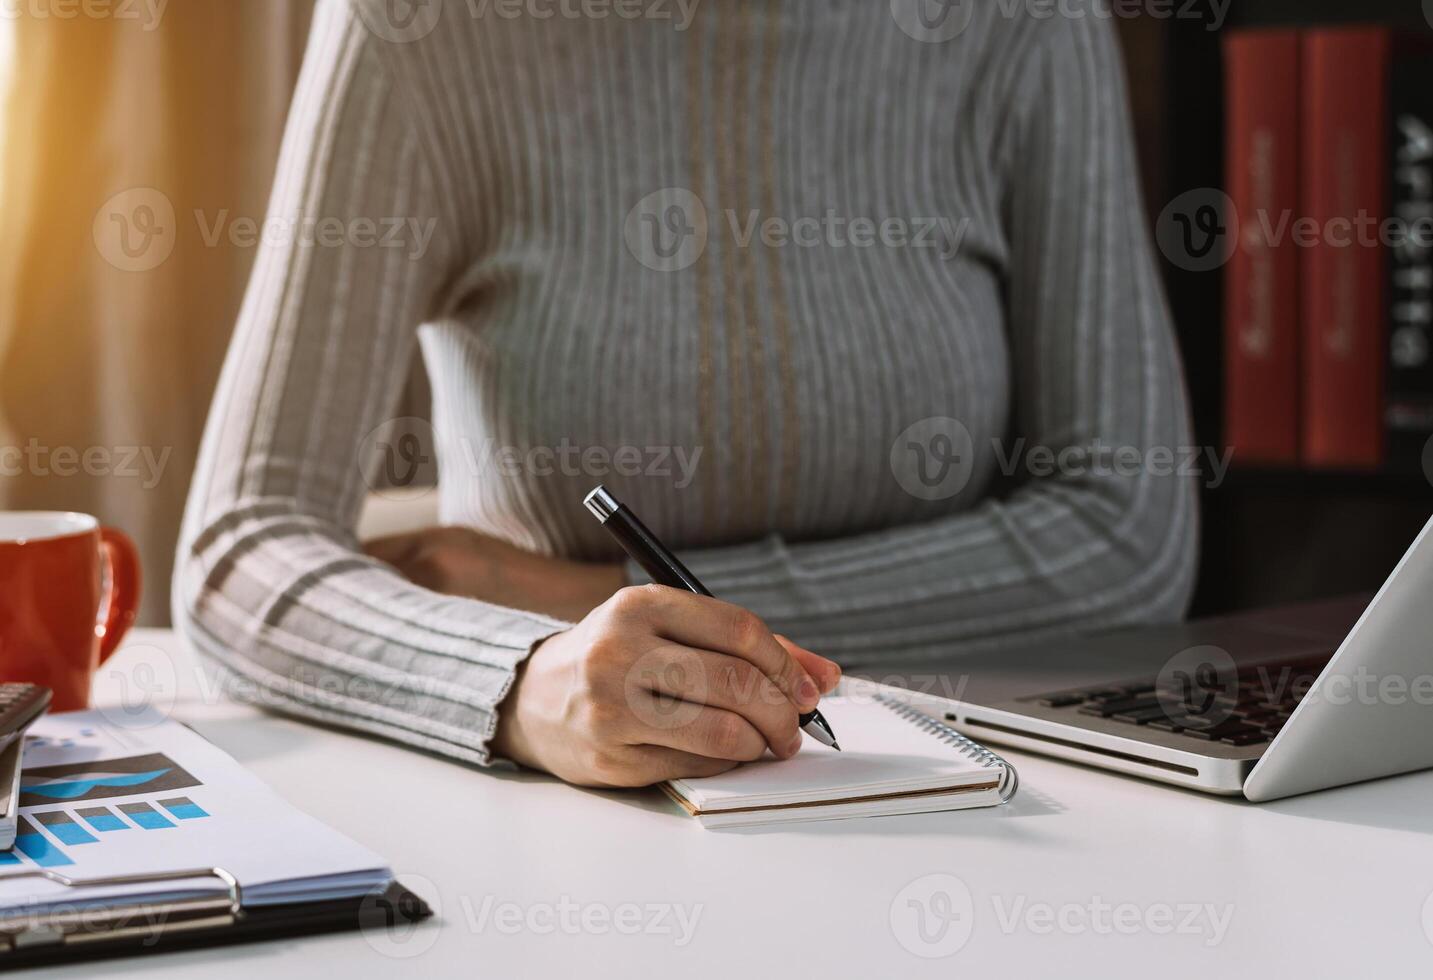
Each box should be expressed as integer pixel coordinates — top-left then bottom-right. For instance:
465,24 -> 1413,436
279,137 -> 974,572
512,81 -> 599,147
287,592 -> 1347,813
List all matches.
669,697 -> 996,810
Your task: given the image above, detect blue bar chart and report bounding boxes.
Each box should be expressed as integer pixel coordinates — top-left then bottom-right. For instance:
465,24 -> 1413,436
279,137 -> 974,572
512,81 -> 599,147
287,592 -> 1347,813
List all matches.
34,811 -> 98,846
4,752 -> 213,868
159,797 -> 209,821
11,817 -> 74,868
118,802 -> 173,830
77,807 -> 129,833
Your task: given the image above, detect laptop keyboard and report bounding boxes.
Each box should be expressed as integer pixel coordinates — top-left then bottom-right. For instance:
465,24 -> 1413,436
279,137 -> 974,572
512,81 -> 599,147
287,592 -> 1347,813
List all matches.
1024,655 -> 1331,747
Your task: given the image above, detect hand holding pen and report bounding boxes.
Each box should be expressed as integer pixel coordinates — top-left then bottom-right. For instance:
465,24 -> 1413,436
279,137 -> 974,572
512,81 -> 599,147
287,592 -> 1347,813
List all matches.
489,487 -> 843,786
584,485 -> 842,750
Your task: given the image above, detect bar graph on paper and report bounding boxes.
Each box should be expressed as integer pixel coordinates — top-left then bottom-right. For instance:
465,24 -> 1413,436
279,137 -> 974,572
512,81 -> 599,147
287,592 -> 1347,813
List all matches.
3,742 -> 211,869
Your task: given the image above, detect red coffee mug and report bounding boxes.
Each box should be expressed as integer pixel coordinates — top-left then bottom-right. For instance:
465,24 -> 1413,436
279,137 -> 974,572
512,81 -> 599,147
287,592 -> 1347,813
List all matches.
0,512 -> 141,712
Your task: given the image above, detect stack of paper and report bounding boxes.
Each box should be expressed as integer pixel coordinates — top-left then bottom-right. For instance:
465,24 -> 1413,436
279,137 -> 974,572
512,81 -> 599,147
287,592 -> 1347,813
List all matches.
664,696 -> 1007,828
0,708 -> 391,920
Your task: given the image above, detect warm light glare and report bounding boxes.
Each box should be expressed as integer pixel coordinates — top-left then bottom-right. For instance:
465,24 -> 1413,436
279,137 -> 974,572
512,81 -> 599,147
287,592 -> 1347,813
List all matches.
0,18 -> 11,214
0,18 -> 10,95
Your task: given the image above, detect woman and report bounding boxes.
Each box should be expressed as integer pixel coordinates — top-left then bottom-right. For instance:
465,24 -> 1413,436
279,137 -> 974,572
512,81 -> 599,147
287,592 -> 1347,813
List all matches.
174,0 -> 1196,787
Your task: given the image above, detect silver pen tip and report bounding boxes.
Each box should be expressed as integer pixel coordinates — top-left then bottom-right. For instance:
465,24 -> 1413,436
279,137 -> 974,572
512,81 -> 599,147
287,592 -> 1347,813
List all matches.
583,485 -> 619,522
802,715 -> 840,750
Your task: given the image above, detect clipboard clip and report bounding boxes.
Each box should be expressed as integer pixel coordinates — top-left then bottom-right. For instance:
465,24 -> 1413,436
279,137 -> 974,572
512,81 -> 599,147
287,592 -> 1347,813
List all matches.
0,866 -> 242,951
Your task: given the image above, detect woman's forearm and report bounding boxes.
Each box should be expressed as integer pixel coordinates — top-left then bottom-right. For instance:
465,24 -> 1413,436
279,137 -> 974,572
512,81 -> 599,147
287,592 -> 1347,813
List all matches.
172,0 -> 564,765
636,466 -> 1196,663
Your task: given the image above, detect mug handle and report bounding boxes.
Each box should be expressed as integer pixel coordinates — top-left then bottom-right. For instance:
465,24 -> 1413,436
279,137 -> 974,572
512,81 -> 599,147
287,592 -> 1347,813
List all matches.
96,527 -> 142,664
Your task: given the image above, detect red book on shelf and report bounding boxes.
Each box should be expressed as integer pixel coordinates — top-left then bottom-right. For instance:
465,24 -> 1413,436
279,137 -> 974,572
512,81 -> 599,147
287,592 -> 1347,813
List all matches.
1223,30 -> 1302,465
1300,27 -> 1389,469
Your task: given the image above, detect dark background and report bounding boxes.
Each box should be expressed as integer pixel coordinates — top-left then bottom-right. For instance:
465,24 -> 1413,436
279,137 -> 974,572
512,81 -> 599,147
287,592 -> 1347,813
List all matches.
1114,0 -> 1433,616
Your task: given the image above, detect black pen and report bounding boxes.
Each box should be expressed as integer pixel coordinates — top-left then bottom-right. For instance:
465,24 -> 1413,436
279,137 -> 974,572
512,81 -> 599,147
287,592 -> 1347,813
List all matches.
583,485 -> 841,751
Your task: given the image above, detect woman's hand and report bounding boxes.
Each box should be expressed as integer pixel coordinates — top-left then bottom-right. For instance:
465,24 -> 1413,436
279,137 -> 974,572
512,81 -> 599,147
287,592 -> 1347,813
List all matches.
491,585 -> 843,787
364,526 -> 626,622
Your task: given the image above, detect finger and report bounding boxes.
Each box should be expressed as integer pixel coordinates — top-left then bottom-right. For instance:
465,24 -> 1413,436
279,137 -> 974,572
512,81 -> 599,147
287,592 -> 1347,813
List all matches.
623,746 -> 742,786
622,587 -> 819,711
777,635 -> 842,694
629,698 -> 769,763
634,643 -> 802,758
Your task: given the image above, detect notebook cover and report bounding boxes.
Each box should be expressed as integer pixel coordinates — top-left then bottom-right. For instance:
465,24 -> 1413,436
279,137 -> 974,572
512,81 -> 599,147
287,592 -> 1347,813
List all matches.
662,778 -> 1001,818
662,695 -> 1015,823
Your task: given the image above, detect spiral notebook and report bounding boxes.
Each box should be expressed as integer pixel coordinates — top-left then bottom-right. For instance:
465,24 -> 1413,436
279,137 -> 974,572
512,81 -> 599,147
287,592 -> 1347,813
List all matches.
663,694 -> 1019,828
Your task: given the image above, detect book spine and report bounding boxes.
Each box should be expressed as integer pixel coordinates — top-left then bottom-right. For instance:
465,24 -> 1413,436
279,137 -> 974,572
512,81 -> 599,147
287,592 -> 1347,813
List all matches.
1300,28 -> 1390,470
1384,37 -> 1433,473
1223,30 -> 1302,465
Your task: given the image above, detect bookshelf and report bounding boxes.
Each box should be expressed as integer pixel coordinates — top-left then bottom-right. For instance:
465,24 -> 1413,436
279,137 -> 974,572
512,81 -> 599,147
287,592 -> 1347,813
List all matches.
1118,1 -> 1433,615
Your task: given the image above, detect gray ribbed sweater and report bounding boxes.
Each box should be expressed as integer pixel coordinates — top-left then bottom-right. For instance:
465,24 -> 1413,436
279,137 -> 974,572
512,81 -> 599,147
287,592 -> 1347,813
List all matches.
174,0 -> 1197,765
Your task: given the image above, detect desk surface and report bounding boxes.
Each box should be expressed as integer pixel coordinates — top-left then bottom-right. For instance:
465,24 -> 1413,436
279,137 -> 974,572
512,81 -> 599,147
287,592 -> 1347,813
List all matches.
50,629 -> 1433,977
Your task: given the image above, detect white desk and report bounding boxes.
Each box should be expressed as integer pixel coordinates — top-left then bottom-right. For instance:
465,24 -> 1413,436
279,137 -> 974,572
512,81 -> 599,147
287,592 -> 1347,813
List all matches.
47,629 -> 1433,977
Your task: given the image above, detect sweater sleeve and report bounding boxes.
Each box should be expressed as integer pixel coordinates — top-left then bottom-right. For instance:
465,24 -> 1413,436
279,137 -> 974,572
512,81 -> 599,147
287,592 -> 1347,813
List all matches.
172,0 -> 564,765
634,15 -> 1199,664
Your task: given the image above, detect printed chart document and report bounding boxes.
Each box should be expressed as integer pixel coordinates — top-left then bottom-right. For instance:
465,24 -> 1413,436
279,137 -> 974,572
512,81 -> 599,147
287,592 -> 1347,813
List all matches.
0,708 -> 392,919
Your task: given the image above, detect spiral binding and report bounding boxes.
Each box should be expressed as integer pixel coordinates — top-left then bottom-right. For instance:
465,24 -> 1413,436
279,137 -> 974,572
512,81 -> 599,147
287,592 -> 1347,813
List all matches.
875,695 -> 1020,803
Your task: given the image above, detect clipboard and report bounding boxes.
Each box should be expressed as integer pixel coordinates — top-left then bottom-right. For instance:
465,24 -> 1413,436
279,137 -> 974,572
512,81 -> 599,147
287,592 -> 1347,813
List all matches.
0,866 -> 431,970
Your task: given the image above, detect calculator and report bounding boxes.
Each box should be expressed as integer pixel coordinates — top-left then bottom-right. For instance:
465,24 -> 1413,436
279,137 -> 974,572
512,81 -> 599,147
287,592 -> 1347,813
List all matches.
0,684 -> 50,744
0,683 -> 52,850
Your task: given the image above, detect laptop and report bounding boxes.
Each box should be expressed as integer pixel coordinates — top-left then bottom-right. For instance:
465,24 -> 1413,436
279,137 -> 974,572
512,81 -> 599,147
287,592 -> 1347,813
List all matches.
855,515 -> 1433,801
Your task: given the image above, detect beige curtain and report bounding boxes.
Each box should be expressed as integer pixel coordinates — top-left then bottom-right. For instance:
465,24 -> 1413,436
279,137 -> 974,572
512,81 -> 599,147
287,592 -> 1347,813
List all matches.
0,2 -> 316,625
